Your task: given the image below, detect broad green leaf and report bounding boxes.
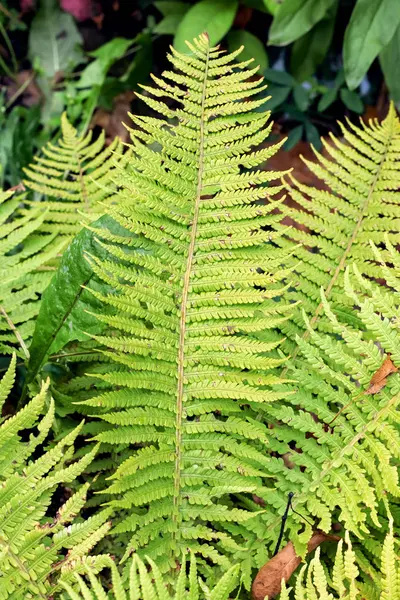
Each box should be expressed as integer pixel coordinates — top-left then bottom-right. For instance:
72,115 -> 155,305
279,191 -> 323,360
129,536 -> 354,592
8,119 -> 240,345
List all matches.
264,84 -> 291,110
343,0 -> 400,90
380,24 -> 400,105
269,0 -> 336,46
173,0 -> 238,54
77,38 -> 135,89
293,84 -> 310,111
291,1 -> 338,82
227,30 -> 268,71
27,215 -> 120,382
154,1 -> 189,16
264,68 -> 294,87
340,88 -> 364,114
29,3 -> 82,78
317,87 -> 337,112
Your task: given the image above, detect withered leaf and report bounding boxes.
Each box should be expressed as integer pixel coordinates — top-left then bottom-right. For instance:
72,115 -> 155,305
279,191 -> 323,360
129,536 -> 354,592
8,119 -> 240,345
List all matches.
251,532 -> 338,600
365,355 -> 398,395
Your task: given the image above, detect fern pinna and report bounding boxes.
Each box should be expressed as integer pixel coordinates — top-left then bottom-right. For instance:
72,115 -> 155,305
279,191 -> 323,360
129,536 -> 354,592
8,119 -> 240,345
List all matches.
80,34 -> 293,579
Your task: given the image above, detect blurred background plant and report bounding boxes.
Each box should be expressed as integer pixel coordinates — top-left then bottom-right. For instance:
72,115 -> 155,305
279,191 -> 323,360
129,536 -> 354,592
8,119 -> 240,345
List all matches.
0,0 -> 396,187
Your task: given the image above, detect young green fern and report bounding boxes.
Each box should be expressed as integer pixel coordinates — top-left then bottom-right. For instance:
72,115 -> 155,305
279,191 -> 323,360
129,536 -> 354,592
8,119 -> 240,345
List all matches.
278,105 -> 400,351
0,189 -> 65,356
80,34 -> 293,578
0,356 -> 112,599
23,114 -> 126,238
60,554 -> 240,600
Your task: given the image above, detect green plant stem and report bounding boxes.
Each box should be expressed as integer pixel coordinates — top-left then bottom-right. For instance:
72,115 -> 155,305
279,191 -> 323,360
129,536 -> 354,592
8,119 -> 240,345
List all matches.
0,19 -> 17,74
0,306 -> 30,360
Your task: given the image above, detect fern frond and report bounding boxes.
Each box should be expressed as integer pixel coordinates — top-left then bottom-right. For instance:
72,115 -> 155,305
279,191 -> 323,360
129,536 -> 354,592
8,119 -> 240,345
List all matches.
79,34 -> 292,577
60,554 -> 239,600
0,359 -> 111,598
279,104 -> 400,348
0,190 -> 65,356
23,114 -> 127,238
261,251 -> 400,550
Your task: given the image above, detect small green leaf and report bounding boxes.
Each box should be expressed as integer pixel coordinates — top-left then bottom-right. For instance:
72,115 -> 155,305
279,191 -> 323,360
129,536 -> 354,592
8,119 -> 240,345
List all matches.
269,0 -> 337,46
293,84 -> 310,111
227,30 -> 268,71
77,38 -> 135,89
380,24 -> 400,105
27,215 -> 120,382
340,88 -> 364,114
283,125 -> 304,151
317,87 -> 337,112
173,0 -> 238,54
264,84 -> 291,110
154,1 -> 189,34
264,68 -> 294,87
291,1 -> 338,82
305,120 -> 322,150
343,0 -> 400,90
29,5 -> 82,78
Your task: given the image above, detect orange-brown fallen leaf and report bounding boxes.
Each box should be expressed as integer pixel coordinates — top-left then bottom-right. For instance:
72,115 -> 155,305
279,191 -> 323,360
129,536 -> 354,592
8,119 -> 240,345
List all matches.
365,354 -> 398,395
252,532 -> 339,600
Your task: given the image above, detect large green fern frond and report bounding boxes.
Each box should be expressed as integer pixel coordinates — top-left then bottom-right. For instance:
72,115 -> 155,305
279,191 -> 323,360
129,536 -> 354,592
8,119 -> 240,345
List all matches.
78,34 -> 293,578
279,105 -> 400,349
0,189 -> 65,356
0,356 -> 111,599
23,115 -> 127,238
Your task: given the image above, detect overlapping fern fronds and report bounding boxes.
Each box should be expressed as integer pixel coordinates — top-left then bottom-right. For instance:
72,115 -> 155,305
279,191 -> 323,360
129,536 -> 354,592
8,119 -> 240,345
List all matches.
259,239 -> 400,552
23,114 -> 126,237
79,34 -> 294,578
278,105 -> 400,350
60,554 -> 240,600
0,189 -> 65,356
0,355 -> 112,599
279,527 -> 398,600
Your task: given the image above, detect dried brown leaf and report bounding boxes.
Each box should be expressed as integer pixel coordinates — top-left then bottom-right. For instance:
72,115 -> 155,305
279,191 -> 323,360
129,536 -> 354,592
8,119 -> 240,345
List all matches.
365,355 -> 398,395
251,532 -> 338,600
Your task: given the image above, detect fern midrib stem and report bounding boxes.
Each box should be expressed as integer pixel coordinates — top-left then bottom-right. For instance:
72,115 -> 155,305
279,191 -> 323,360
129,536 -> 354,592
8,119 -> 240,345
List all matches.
172,44 -> 210,545
283,118 -> 394,374
0,537 -> 48,600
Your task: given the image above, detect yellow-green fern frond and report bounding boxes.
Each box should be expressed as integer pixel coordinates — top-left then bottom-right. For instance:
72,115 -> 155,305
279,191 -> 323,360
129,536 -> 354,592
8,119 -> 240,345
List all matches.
60,554 -> 240,600
0,189 -> 65,356
23,114 -> 127,238
81,34 -> 293,579
262,250 -> 400,549
278,104 -> 400,349
0,357 -> 111,598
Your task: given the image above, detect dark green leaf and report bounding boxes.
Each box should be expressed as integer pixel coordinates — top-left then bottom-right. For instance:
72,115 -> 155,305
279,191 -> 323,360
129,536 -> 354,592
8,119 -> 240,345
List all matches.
264,84 -> 291,110
264,68 -> 294,87
343,0 -> 400,89
293,84 -> 310,111
77,38 -> 136,89
173,0 -> 238,54
269,0 -> 336,46
291,1 -> 338,82
340,88 -> 364,114
380,24 -> 400,105
29,5 -> 82,78
27,215 -> 120,382
305,120 -> 322,150
154,1 -> 189,16
283,125 -> 304,150
317,87 -> 337,112
227,30 -> 268,71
